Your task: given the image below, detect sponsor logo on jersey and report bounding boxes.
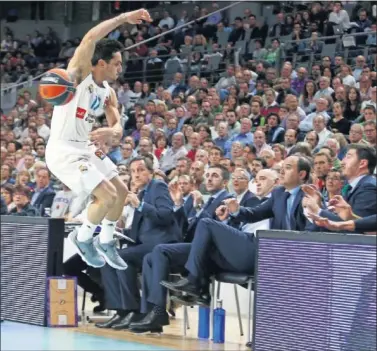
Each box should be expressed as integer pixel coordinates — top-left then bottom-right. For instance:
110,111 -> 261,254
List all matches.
90,95 -> 101,111
79,164 -> 88,172
94,150 -> 106,160
76,107 -> 86,119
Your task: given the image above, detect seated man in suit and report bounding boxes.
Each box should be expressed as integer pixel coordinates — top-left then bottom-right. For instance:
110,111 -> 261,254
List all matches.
304,144 -> 377,230
30,167 -> 55,216
128,165 -> 232,333
175,174 -> 195,218
162,156 -> 311,298
95,156 -> 180,330
170,168 -> 280,306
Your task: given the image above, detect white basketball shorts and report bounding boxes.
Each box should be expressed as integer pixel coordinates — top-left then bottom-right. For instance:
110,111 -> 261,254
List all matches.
46,140 -> 118,196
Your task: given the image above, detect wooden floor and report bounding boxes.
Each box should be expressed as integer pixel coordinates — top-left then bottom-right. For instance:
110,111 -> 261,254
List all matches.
75,298 -> 251,350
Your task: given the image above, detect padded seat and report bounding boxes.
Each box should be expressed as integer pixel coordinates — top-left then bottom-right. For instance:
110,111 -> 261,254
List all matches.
215,272 -> 253,286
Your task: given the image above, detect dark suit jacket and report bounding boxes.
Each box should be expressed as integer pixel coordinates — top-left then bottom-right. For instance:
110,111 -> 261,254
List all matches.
175,189 -> 232,243
183,194 -> 195,218
32,186 -> 55,216
1,195 -> 8,215
129,179 -> 180,245
354,215 -> 377,233
320,175 -> 377,221
228,190 -> 262,229
233,186 -> 307,231
9,203 -> 40,217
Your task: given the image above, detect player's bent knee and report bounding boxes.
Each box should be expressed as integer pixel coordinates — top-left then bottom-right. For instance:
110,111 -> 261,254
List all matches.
110,177 -> 128,199
92,181 -> 117,208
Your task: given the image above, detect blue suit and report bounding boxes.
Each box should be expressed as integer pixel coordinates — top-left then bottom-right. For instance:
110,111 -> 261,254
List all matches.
320,175 -> 377,222
32,186 -> 55,216
233,186 -> 308,231
228,190 -> 262,228
140,189 -> 232,312
101,179 -> 179,311
185,193 -> 269,282
354,215 -> 377,233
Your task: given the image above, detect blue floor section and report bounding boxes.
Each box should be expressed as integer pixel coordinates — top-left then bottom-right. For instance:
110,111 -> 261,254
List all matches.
1,321 -> 172,351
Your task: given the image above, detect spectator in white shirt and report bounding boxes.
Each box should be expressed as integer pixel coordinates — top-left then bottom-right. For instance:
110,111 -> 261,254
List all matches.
159,132 -> 188,173
300,98 -> 331,132
36,114 -> 50,141
313,115 -> 333,150
340,64 -> 356,88
158,11 -> 175,29
328,1 -> 351,31
314,77 -> 334,100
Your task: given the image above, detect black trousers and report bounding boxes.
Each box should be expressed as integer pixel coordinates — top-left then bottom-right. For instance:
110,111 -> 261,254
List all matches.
101,243 -> 156,311
63,254 -> 103,296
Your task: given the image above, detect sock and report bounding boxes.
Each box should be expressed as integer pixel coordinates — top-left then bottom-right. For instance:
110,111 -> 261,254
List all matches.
99,218 -> 117,243
152,304 -> 166,316
77,219 -> 97,242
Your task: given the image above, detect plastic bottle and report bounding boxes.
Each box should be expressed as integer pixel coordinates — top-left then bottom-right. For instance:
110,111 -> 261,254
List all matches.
198,306 -> 210,339
213,299 -> 226,343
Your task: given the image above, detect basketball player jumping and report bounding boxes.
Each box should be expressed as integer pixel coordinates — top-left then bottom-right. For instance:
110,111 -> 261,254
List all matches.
46,9 -> 152,270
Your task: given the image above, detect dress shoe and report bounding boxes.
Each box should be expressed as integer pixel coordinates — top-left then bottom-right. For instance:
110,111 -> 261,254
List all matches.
130,326 -> 163,334
160,278 -> 200,298
95,313 -> 123,328
111,312 -> 144,330
129,309 -> 169,333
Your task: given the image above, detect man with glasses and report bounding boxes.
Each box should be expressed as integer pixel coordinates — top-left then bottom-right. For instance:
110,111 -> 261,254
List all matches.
118,142 -> 134,166
364,121 -> 376,146
324,168 -> 344,204
349,124 -> 365,144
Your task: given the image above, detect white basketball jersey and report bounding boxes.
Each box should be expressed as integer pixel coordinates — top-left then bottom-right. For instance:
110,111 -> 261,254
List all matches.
49,74 -> 111,143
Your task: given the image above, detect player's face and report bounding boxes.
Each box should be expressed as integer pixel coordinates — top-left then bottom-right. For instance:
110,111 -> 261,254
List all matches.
105,52 -> 122,82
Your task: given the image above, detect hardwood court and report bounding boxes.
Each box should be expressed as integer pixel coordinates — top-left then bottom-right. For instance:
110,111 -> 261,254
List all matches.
75,300 -> 250,350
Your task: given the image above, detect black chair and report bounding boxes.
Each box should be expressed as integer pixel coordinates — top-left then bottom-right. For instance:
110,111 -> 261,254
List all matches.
210,273 -> 254,345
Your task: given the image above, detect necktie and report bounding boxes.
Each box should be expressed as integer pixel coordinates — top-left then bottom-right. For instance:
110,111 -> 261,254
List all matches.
342,184 -> 353,200
138,189 -> 145,202
283,192 -> 292,230
202,196 -> 215,212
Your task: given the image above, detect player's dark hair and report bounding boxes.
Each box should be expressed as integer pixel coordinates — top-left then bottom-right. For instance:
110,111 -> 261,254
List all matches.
91,39 -> 124,66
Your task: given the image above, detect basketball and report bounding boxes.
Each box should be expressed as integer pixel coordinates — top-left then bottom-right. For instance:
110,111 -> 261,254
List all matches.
39,68 -> 76,106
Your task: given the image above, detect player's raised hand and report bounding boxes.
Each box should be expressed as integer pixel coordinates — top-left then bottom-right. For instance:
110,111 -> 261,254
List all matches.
125,9 -> 152,24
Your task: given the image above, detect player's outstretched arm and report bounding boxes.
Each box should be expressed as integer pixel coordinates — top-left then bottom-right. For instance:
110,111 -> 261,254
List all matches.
68,9 -> 152,83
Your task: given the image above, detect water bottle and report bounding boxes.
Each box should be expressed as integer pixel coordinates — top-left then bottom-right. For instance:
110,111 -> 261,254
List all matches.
198,306 -> 210,339
213,300 -> 226,343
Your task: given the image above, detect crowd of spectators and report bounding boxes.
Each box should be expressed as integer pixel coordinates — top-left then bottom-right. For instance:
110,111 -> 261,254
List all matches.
0,1 -> 376,317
